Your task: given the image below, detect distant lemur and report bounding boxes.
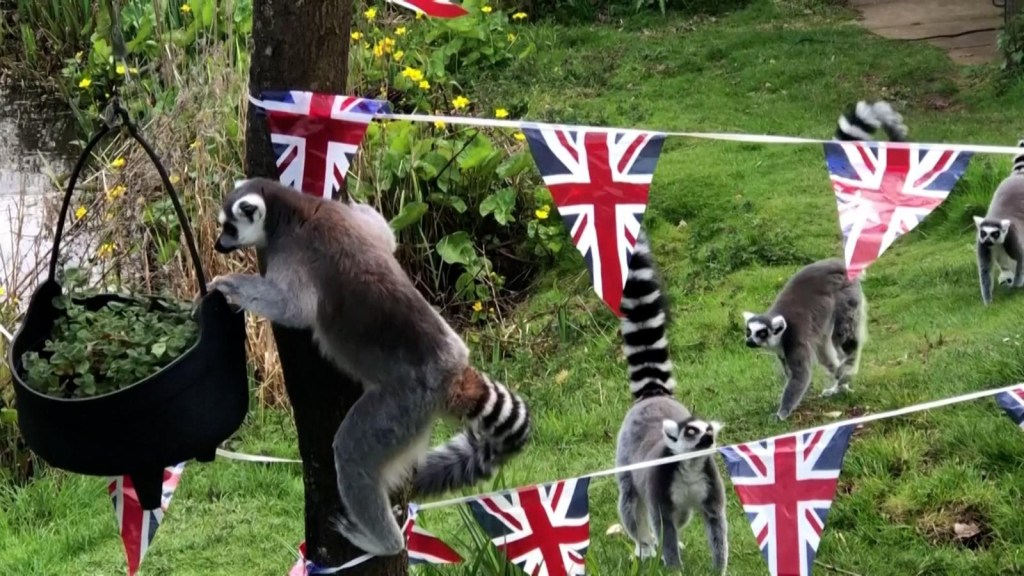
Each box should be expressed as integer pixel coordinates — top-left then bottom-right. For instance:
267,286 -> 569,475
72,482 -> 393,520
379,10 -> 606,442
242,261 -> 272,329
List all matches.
209,179 -> 532,557
974,139 -> 1024,304
614,229 -> 728,572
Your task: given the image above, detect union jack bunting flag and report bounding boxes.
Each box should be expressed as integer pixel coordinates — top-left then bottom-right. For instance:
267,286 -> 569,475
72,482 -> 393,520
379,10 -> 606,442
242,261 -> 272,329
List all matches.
107,463 -> 186,576
720,426 -> 855,576
524,128 -> 665,315
286,506 -> 461,575
823,141 -> 972,280
387,0 -> 468,18
258,90 -> 390,200
469,477 -> 591,576
996,386 -> 1024,430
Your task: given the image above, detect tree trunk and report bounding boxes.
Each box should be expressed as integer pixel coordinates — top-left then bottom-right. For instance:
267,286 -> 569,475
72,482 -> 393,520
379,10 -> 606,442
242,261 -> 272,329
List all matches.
243,1 -> 408,574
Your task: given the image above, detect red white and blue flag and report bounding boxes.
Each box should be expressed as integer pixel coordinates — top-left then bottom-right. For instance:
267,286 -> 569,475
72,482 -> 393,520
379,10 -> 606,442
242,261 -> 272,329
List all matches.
286,505 -> 461,575
996,386 -> 1024,430
107,463 -> 185,576
468,477 -> 591,576
823,141 -> 972,280
720,426 -> 854,576
258,90 -> 390,200
524,128 -> 665,315
387,0 -> 468,18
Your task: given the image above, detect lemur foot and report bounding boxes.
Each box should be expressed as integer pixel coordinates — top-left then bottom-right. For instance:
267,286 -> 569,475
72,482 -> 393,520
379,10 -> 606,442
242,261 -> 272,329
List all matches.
820,385 -> 840,398
999,272 -> 1014,287
634,542 -> 657,560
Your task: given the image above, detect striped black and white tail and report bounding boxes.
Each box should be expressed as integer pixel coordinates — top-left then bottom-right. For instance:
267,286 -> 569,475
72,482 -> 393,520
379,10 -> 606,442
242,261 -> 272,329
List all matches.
1012,139 -> 1024,175
620,229 -> 676,401
834,100 -> 908,142
411,372 -> 530,497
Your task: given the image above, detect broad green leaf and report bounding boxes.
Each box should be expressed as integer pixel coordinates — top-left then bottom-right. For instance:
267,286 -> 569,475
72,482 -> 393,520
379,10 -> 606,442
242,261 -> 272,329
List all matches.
458,134 -> 496,170
497,151 -> 534,179
389,201 -> 429,232
151,342 -> 167,357
436,232 -> 477,266
479,188 -> 517,225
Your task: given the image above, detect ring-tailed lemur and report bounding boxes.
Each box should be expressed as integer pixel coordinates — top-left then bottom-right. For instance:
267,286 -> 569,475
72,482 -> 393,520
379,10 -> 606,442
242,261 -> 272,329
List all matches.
614,230 -> 728,572
348,200 -> 397,253
209,178 -> 531,556
742,258 -> 867,420
973,140 -> 1024,305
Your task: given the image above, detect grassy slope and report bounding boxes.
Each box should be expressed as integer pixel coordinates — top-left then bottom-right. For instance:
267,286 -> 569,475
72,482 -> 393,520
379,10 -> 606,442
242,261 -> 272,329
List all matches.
6,1 -> 1024,574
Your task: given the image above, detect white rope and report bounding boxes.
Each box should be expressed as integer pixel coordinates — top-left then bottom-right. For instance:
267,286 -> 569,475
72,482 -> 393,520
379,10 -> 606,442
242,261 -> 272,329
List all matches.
214,448 -> 302,464
247,93 -> 1024,156
415,381 -> 1024,510
0,324 -> 12,342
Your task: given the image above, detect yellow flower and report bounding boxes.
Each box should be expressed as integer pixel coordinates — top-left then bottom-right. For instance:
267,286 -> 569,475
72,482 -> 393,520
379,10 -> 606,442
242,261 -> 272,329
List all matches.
364,7 -> 377,20
418,80 -> 430,89
514,132 -> 526,141
110,157 -> 126,169
434,119 -> 446,129
393,50 -> 405,61
0,286 -> 5,297
105,184 -> 126,201
383,37 -> 396,51
75,206 -> 87,220
494,108 -> 509,118
512,11 -> 527,19
78,77 -> 92,89
395,26 -> 407,36
189,139 -> 200,149
472,301 -> 483,312
452,95 -> 470,110
98,243 -> 115,259
535,205 -> 550,220
400,66 -> 424,82
507,32 -> 516,42
373,41 -> 385,58
416,11 -> 424,19
180,3 -> 191,13
481,5 -> 493,12
351,31 -> 363,41
115,64 -> 125,75
169,174 -> 180,184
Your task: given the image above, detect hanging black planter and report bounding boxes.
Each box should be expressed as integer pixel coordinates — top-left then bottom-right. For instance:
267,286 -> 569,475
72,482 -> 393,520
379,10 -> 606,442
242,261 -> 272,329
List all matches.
7,102 -> 249,511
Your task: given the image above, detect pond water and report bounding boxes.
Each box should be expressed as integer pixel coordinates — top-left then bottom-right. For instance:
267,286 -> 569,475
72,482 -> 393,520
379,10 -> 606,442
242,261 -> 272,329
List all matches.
0,81 -> 79,318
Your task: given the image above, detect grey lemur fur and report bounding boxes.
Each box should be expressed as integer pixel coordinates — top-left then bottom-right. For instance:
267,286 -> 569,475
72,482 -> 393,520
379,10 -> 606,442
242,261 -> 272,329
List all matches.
833,99 -> 909,143
973,139 -> 1024,305
209,178 -> 531,556
743,258 -> 867,420
614,229 -> 728,572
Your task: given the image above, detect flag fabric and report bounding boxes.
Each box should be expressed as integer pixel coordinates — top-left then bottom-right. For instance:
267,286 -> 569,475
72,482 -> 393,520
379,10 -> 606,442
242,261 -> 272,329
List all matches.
258,90 -> 390,200
387,0 -> 469,18
405,505 -> 464,565
287,542 -> 307,576
469,477 -> 591,576
719,426 -> 855,576
996,386 -> 1024,430
524,128 -> 665,315
107,463 -> 186,576
823,141 -> 972,280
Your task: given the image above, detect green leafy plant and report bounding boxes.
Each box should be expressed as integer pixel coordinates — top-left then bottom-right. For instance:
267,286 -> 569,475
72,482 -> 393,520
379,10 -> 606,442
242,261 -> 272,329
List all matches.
19,269 -> 199,399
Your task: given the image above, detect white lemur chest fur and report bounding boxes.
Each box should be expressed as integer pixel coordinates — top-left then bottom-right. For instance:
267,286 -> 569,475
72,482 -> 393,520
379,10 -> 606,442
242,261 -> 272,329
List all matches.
669,462 -> 710,511
992,243 -> 1016,271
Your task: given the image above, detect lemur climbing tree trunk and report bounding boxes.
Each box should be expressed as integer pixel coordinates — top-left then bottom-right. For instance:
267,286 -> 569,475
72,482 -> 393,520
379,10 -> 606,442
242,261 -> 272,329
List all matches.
244,2 -> 409,574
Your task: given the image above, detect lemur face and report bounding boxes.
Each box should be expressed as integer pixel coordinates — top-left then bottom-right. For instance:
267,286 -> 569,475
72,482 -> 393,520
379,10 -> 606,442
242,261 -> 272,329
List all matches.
974,216 -> 1010,247
742,311 -> 786,350
215,181 -> 268,253
662,418 -> 723,454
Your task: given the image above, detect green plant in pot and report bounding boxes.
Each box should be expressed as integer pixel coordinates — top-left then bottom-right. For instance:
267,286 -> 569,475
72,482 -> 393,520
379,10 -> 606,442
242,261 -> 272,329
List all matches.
6,101 -> 250,510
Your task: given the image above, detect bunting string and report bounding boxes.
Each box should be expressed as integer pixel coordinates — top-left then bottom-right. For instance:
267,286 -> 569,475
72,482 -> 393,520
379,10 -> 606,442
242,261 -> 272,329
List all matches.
246,93 -> 1024,156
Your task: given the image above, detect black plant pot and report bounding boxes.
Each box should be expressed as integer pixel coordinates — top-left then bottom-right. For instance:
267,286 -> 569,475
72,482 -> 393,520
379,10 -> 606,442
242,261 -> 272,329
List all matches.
6,103 -> 250,510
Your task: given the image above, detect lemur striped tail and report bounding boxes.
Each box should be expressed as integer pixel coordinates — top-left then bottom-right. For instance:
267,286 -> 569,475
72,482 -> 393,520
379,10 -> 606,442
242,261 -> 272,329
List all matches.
411,372 -> 531,497
620,229 -> 676,401
1012,139 -> 1024,175
834,100 -> 908,142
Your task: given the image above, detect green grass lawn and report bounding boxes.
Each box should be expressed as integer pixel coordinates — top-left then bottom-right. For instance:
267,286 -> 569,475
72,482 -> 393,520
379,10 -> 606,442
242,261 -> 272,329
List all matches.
6,1 -> 1024,574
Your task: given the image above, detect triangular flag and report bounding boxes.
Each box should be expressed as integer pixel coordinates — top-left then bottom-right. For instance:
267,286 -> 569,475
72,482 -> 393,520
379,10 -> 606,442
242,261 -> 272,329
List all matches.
287,542 -> 307,576
405,504 -> 464,565
387,0 -> 468,18
719,426 -> 854,576
468,477 -> 591,576
823,141 -> 972,280
256,91 -> 390,201
107,462 -> 185,576
523,128 -> 665,316
996,386 -> 1024,429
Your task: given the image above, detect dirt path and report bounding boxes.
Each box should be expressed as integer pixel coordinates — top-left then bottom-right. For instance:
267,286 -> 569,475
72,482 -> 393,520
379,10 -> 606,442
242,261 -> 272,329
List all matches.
848,0 -> 1004,65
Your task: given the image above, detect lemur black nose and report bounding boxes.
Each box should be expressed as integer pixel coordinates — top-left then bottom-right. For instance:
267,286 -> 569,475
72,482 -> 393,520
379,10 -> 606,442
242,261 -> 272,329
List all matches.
696,434 -> 714,449
745,339 -> 759,348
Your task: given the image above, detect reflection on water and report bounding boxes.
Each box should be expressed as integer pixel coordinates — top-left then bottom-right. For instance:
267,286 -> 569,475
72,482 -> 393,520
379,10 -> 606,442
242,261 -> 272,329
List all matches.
0,81 -> 79,303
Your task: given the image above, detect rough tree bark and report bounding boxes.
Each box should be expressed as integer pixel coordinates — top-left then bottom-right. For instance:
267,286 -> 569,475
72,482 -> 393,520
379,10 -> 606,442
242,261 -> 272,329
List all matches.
244,1 -> 408,573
